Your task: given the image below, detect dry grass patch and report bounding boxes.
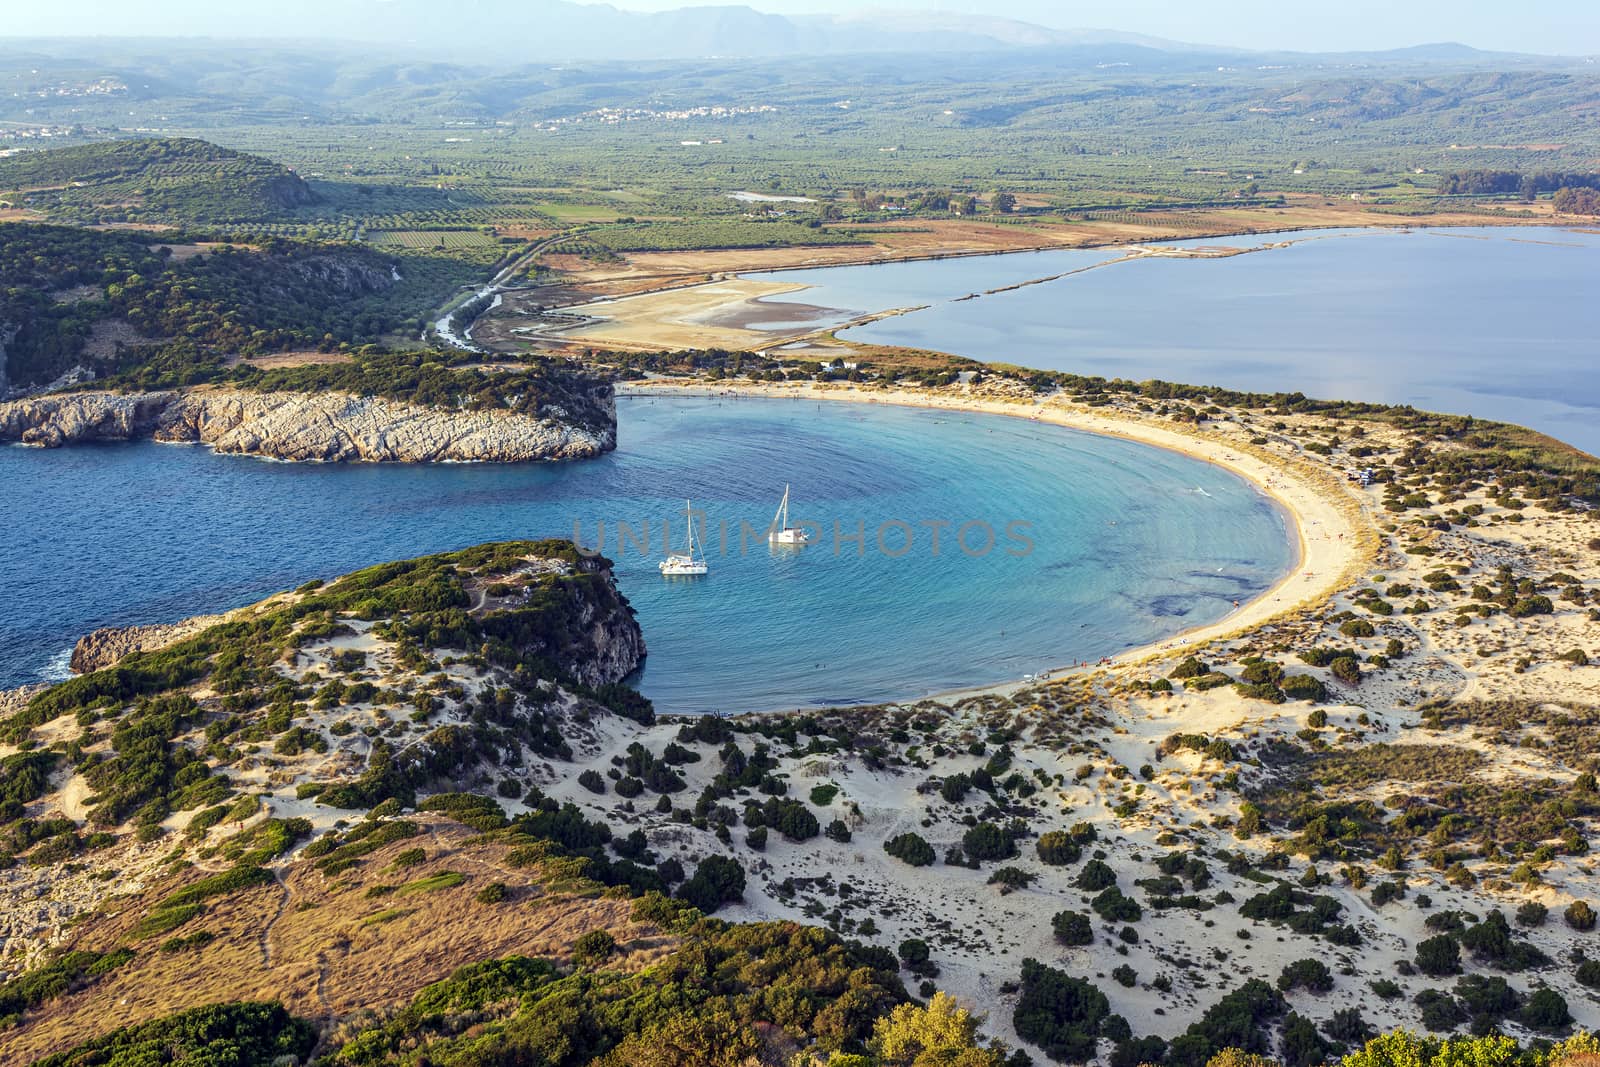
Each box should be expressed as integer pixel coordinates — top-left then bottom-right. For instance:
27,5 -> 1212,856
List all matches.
0,820 -> 673,1062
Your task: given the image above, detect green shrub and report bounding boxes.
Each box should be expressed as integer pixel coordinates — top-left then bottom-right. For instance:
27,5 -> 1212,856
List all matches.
1092,887 -> 1142,923
988,866 -> 1035,892
1012,958 -> 1112,1063
1329,656 -> 1362,684
884,832 -> 935,867
1282,675 -> 1328,702
158,930 -> 215,954
808,783 -> 839,806
1235,682 -> 1286,704
961,821 -> 1017,862
30,1001 -> 314,1066
1037,831 -> 1082,866
1415,934 -> 1462,977
571,929 -> 616,967
1052,910 -> 1094,946
745,797 -> 818,842
1076,859 -> 1117,891
0,948 -> 136,1020
1278,958 -> 1334,993
1521,987 -> 1571,1030
396,871 -> 464,895
1510,595 -> 1554,618
676,856 -> 745,913
1240,659 -> 1284,686
1167,978 -> 1285,1064
130,902 -> 205,939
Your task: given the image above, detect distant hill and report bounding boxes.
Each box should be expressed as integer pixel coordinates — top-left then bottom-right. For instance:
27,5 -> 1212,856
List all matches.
0,223 -> 398,395
0,137 -> 315,225
6,0 -> 1569,64
0,2 -> 1198,60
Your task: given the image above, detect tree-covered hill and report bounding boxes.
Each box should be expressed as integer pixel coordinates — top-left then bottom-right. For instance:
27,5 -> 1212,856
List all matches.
0,223 -> 428,392
0,137 -> 315,225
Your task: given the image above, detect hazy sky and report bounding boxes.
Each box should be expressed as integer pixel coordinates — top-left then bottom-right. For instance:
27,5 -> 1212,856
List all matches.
1,0 -> 1595,55
615,0 -> 1600,55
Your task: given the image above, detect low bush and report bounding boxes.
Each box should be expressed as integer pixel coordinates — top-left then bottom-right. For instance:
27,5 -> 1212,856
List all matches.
884,832 -> 935,867
1053,910 -> 1094,946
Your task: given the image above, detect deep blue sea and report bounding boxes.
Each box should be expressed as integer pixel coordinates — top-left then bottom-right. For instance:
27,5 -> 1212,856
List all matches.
0,397 -> 1292,713
744,226 -> 1600,456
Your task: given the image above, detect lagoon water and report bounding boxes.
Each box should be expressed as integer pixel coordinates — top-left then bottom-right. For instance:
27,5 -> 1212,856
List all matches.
746,226 -> 1600,456
0,398 -> 1291,713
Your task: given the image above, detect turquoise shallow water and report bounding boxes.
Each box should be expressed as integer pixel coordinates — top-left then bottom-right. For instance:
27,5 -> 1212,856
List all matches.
0,397 -> 1292,713
744,226 -> 1600,457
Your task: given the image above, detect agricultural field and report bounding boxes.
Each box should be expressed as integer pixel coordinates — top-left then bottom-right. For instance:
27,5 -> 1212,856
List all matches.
590,218 -> 871,252
3,43 -> 1596,368
366,228 -> 504,251
538,202 -> 631,222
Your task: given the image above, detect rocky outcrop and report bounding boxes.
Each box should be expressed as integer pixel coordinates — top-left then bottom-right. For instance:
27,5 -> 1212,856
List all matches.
0,391 -> 176,447
558,557 -> 647,687
70,614 -> 229,675
484,554 -> 646,687
264,171 -> 317,210
0,387 -> 615,462
0,683 -> 48,720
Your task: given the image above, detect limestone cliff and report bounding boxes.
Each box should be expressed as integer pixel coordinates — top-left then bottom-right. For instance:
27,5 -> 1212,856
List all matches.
0,386 -> 616,462
0,391 -> 176,446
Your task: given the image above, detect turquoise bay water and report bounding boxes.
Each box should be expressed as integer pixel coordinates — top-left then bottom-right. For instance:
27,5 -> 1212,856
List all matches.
0,398 -> 1291,713
746,227 -> 1600,456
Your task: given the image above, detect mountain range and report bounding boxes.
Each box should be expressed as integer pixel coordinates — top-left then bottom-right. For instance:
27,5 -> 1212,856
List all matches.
0,0 -> 1569,63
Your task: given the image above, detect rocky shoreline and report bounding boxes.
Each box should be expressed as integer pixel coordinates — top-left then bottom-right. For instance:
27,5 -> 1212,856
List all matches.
68,614 -> 232,675
0,387 -> 616,462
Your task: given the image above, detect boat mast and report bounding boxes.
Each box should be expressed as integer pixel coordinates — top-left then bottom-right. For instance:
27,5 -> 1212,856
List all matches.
773,484 -> 791,533
684,499 -> 704,560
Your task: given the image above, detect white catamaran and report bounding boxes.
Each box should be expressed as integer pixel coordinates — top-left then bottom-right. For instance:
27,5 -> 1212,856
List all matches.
768,484 -> 813,546
660,499 -> 709,576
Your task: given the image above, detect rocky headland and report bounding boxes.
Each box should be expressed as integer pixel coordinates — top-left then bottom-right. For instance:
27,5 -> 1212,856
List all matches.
68,614 -> 233,675
0,540 -> 645,991
0,386 -> 616,462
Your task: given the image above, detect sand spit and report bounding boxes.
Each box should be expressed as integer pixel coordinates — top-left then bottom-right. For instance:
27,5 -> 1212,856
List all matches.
524,230 -> 1376,355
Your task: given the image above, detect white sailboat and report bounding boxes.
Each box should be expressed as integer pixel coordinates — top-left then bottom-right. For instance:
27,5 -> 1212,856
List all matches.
659,499 -> 709,576
768,484 -> 813,546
